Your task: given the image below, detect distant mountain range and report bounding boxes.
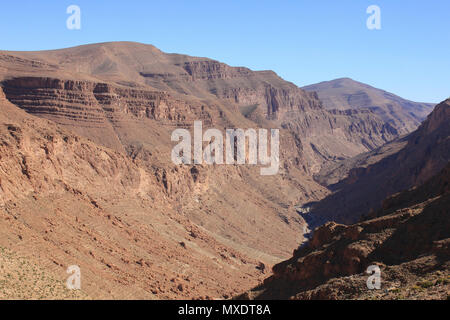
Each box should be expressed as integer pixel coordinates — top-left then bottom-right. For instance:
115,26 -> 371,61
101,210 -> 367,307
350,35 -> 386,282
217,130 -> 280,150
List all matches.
303,77 -> 435,135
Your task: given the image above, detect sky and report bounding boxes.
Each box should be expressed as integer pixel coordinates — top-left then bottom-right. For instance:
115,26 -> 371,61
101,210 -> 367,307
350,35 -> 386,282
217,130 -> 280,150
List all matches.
0,0 -> 449,103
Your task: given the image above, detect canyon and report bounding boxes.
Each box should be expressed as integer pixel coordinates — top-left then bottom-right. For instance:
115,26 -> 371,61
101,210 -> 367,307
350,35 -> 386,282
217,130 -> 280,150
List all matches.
0,42 -> 447,299
241,98 -> 449,300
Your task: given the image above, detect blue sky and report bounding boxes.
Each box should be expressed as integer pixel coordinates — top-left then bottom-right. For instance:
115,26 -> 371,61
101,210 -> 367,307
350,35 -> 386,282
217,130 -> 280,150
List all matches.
0,1 -> 449,103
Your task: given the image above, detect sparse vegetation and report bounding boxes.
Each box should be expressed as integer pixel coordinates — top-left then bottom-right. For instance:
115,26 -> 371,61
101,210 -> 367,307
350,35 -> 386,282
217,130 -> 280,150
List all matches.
0,247 -> 88,300
417,280 -> 434,289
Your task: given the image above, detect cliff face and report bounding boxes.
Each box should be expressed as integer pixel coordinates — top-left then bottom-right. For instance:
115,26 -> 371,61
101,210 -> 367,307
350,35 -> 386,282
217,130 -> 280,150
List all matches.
1,76 -> 194,128
0,98 -> 145,207
1,76 -> 215,124
182,60 -> 253,80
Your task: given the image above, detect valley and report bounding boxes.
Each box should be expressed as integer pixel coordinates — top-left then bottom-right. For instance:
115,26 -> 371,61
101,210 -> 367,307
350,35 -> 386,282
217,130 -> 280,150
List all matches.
0,42 -> 447,300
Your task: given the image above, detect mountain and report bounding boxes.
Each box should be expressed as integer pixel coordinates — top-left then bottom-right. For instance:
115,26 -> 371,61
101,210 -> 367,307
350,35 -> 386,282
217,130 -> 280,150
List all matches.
239,98 -> 450,299
240,163 -> 450,300
0,42 -> 403,174
303,78 -> 435,135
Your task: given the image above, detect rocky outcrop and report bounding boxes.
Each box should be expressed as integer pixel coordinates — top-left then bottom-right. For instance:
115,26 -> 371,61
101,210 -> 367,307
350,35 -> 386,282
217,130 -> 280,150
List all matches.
182,60 -> 253,80
2,77 -> 210,125
211,81 -> 322,118
0,100 -> 149,207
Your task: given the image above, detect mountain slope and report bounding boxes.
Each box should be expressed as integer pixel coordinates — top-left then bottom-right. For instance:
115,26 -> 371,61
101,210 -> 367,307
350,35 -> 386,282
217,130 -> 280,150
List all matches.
241,163 -> 450,300
303,78 -> 434,135
0,95 -> 278,299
